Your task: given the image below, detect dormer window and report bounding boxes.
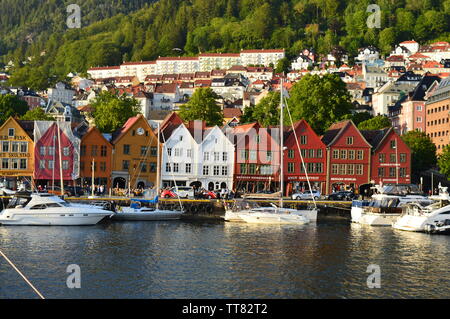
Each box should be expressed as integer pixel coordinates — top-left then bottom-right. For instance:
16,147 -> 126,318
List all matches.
346,137 -> 354,145
8,128 -> 14,137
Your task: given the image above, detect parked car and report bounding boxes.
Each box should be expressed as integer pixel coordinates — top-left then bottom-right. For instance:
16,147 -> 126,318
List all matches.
292,190 -> 321,200
47,186 -> 84,197
326,191 -> 355,201
173,186 -> 195,199
161,188 -> 177,198
199,190 -> 217,199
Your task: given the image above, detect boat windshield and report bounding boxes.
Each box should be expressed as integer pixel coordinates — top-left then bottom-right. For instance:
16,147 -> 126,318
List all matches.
369,198 -> 399,208
6,196 -> 31,208
231,200 -> 260,211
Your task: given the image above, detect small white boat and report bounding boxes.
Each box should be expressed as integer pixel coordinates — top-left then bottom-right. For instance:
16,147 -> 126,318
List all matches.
350,200 -> 369,223
0,193 -> 114,226
393,185 -> 450,233
112,198 -> 183,221
238,207 -> 310,225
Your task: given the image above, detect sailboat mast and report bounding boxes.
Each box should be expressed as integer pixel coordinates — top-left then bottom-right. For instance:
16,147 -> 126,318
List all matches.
157,123 -> 161,192
57,121 -> 64,196
91,158 -> 95,197
280,78 -> 284,209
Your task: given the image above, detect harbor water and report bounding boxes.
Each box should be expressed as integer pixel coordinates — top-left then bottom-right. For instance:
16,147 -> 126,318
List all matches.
1,219 -> 450,299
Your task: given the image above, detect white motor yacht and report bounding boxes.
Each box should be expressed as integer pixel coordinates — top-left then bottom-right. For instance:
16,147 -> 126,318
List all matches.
237,206 -> 310,225
0,193 -> 114,226
356,184 -> 432,226
393,186 -> 450,233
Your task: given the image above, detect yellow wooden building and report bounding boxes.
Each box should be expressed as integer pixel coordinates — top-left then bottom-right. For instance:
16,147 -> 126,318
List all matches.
111,114 -> 159,190
0,117 -> 35,189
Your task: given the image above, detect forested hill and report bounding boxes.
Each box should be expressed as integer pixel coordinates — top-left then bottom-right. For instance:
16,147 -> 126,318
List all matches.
3,0 -> 450,90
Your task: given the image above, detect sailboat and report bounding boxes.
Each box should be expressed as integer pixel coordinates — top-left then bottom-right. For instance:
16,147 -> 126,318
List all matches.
227,79 -> 317,224
112,123 -> 184,221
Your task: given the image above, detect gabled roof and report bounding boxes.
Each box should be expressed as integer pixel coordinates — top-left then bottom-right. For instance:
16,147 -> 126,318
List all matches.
0,117 -> 34,140
321,120 -> 371,147
360,127 -> 391,150
81,126 -> 112,146
111,114 -> 150,144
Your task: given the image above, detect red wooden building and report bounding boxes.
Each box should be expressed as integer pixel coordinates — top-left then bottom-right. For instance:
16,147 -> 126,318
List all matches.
322,120 -> 372,194
284,120 -> 327,195
231,122 -> 281,193
362,127 -> 412,185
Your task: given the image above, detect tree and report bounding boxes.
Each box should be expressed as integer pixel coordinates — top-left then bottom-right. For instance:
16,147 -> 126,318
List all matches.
341,112 -> 373,126
275,58 -> 290,74
179,87 -> 223,126
0,94 -> 28,125
438,145 -> 450,180
241,91 -> 281,126
91,91 -> 140,133
357,115 -> 391,130
288,74 -> 353,135
402,130 -> 437,174
21,107 -> 55,121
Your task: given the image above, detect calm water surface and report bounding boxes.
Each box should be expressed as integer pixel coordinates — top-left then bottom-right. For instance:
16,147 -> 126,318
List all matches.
1,220 -> 449,299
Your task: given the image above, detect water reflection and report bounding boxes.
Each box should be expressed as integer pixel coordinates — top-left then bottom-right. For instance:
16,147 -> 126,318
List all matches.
0,221 -> 449,298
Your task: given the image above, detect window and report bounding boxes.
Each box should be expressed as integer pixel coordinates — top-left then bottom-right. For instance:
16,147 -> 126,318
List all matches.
260,165 -> 272,175
91,146 -> 97,156
249,164 -> 256,174
331,164 -> 338,175
214,152 -> 220,161
240,164 -> 247,174
222,152 -> 228,161
288,149 -> 295,158
357,150 -> 364,160
203,165 -> 209,175
167,148 -> 172,156
101,146 -> 107,157
141,146 -> 148,156
213,165 -> 220,176
150,162 -> 156,172
400,167 -> 406,177
339,164 -> 346,175
378,167 -> 385,177
11,142 -> 19,153
266,151 -> 273,161
390,153 -> 396,163
400,153 -> 406,163
123,160 -> 130,170
185,163 -> 191,173
8,128 -> 14,137
316,163 -> 324,173
356,165 -> 363,175
2,141 -> 9,152
249,150 -> 257,161
165,163 -> 171,172
241,150 -> 249,160
19,142 -> 27,153
347,164 -> 354,175
62,160 -> 69,170
309,149 -> 315,158
80,145 -> 86,156
173,163 -> 179,173
48,160 -> 54,170
300,135 -> 307,144
150,147 -> 157,157
379,153 -> 386,163
389,167 -> 396,177
416,117 -> 422,123
332,149 -> 339,159
174,148 -> 181,157
346,137 -> 354,145
100,162 -> 106,172
48,146 -> 55,156
39,160 -> 45,169
222,166 -> 228,176
2,158 -> 9,169
348,150 -> 355,160
390,140 -> 396,149
123,144 -> 130,155
340,149 -> 347,160
288,162 -> 295,173
307,162 -> 315,173
317,149 -> 323,158
186,149 -> 192,158
40,146 -> 46,156
204,152 -> 209,161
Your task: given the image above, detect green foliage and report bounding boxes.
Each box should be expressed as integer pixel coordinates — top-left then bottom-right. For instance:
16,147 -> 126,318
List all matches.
179,87 -> 223,126
3,0 -> 450,87
241,91 -> 281,126
275,58 -> 290,74
288,74 -> 353,135
0,94 -> 28,125
91,91 -> 141,133
341,112 -> 373,126
357,115 -> 391,130
20,107 -> 55,121
402,130 -> 437,174
438,145 -> 450,180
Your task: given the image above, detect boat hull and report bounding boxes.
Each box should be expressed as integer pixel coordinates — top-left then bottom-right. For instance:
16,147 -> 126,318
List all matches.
238,212 -> 309,225
112,208 -> 182,221
359,213 -> 400,226
392,215 -> 428,232
0,211 -> 111,226
223,210 -> 245,222
351,207 -> 364,223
